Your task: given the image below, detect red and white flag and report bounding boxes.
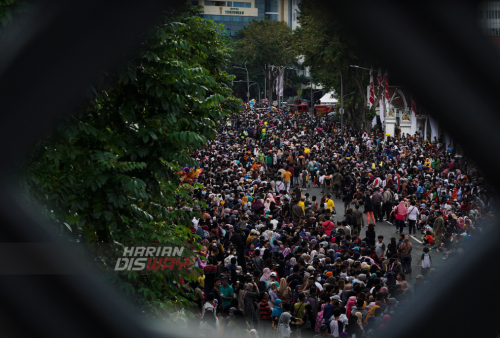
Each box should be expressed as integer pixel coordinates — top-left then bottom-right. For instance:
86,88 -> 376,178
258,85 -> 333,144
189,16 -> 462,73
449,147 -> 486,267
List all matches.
369,67 -> 375,108
377,68 -> 382,94
378,68 -> 385,124
384,70 -> 390,103
410,94 -> 417,135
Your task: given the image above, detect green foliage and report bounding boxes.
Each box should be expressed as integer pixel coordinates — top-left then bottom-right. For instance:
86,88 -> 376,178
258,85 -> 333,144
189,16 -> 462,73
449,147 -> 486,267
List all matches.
295,0 -> 378,130
19,6 -> 240,318
0,0 -> 28,37
366,108 -> 377,120
234,20 -> 297,101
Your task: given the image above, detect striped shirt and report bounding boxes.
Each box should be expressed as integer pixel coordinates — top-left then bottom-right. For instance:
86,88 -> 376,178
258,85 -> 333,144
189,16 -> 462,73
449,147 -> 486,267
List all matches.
260,300 -> 272,320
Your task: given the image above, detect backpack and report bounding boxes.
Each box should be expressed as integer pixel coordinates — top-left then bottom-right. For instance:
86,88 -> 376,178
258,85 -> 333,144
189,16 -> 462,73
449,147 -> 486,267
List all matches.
251,237 -> 260,246
336,228 -> 345,236
348,309 -> 359,328
252,257 -> 263,274
359,309 -> 369,323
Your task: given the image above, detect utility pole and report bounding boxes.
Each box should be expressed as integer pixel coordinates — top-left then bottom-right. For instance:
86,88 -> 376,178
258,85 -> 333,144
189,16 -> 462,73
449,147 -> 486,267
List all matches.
340,70 -> 344,133
234,62 -> 250,102
264,64 -> 266,104
245,61 -> 249,102
310,74 -> 313,114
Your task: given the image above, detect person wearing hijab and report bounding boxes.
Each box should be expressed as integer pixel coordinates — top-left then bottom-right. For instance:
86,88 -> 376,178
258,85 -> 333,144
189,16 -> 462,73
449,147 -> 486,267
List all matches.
345,296 -> 357,320
394,201 -> 408,234
269,283 -> 279,310
248,328 -> 259,338
264,198 -> 271,212
260,268 -> 272,282
382,314 -> 392,328
278,278 -> 291,304
253,199 -> 265,215
314,303 -> 327,333
243,282 -> 259,329
277,312 -> 292,338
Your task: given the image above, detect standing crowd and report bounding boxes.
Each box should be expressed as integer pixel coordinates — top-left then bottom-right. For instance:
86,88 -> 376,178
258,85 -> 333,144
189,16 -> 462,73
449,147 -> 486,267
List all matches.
181,105 -> 494,338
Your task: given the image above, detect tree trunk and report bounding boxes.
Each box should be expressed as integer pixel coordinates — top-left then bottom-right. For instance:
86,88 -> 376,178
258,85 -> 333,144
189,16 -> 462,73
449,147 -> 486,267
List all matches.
264,66 -> 279,103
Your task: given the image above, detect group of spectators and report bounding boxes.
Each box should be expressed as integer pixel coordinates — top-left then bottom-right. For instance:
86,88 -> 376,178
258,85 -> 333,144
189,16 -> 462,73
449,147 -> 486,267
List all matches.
181,105 -> 494,338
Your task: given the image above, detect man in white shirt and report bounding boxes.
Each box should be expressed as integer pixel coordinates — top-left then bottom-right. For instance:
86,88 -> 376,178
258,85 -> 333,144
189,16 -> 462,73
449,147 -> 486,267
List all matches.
270,218 -> 279,230
407,200 -> 419,236
319,174 -> 325,186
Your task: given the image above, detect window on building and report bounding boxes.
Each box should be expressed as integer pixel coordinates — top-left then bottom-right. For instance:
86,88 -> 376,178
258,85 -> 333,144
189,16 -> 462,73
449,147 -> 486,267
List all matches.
227,1 -> 232,6
232,2 -> 250,7
255,0 -> 265,9
213,15 -> 221,21
243,16 -> 250,21
232,16 -> 241,21
205,1 -> 227,5
192,0 -> 200,5
224,15 -> 231,21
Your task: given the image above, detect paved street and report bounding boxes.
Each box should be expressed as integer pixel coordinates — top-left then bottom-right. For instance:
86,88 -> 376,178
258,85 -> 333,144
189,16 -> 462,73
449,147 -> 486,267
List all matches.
303,184 -> 445,288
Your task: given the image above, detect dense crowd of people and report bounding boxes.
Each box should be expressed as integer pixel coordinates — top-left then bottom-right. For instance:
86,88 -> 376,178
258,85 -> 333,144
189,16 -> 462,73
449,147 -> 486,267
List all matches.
182,104 -> 495,338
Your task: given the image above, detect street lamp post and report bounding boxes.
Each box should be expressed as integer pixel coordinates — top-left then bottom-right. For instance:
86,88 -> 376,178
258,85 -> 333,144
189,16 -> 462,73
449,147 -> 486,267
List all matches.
233,80 -> 260,103
310,78 -> 313,113
249,82 -> 261,103
234,62 -> 249,102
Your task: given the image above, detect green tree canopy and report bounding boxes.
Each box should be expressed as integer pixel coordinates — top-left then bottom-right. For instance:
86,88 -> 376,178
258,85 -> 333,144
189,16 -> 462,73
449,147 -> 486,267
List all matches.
19,6 -> 240,318
234,19 -> 297,101
296,0 -> 382,130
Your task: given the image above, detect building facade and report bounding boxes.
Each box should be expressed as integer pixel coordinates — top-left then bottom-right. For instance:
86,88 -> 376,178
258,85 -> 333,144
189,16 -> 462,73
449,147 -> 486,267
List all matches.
479,1 -> 500,35
191,0 -> 301,35
192,0 -> 279,35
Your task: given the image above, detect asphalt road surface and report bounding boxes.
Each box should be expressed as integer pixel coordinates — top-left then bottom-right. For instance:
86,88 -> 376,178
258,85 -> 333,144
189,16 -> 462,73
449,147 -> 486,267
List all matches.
303,184 -> 445,288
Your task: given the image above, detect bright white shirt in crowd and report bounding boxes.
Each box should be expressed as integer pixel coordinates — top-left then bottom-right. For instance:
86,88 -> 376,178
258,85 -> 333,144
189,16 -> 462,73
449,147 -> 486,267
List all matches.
407,205 -> 419,220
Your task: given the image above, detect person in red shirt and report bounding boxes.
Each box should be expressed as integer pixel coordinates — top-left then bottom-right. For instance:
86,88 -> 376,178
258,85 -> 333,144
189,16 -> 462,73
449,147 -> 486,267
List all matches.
322,216 -> 335,236
423,231 -> 434,246
260,292 -> 272,337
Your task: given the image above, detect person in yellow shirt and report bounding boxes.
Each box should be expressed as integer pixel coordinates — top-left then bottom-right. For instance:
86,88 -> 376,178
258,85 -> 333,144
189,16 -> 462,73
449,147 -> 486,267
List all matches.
325,194 -> 337,214
198,274 -> 205,288
283,169 -> 292,191
299,197 -> 305,212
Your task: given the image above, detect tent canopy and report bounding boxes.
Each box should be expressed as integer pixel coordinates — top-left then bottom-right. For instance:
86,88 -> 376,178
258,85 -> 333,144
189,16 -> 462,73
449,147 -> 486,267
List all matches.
319,91 -> 338,104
